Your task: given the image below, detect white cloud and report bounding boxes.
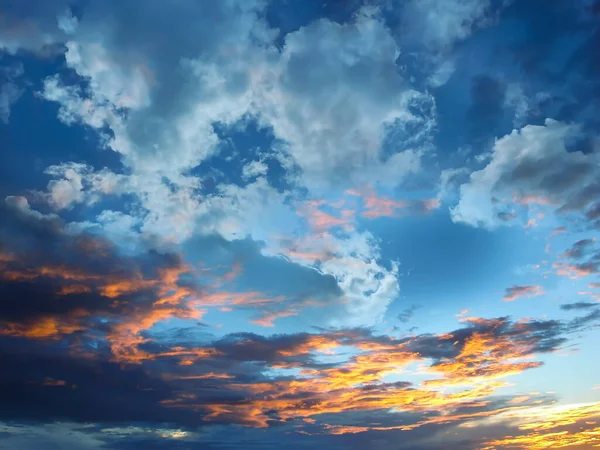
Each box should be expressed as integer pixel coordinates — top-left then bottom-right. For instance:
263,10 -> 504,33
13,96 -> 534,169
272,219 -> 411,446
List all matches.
21,2 -> 427,326
257,9 -> 434,189
391,0 -> 504,88
5,196 -> 56,220
35,163 -> 127,211
57,9 -> 78,35
242,160 -> 268,180
451,119 -> 600,228
44,163 -> 87,210
401,0 -> 491,51
0,62 -> 24,124
41,75 -> 123,130
322,232 -> 400,327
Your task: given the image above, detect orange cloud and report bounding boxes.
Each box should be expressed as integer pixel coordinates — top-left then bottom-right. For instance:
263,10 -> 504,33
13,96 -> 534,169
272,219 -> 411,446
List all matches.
2,246 -> 299,362
0,311 -> 88,339
482,402 -> 600,449
161,317 -> 561,429
423,331 -> 541,387
485,427 -> 600,449
298,200 -> 355,232
346,186 -> 440,219
250,309 -> 298,327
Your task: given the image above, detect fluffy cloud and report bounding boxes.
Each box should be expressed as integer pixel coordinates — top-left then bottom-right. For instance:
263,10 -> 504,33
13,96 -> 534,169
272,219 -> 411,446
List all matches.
451,119 -> 600,228
40,0 -> 273,173
258,8 -> 434,188
24,4 -> 433,326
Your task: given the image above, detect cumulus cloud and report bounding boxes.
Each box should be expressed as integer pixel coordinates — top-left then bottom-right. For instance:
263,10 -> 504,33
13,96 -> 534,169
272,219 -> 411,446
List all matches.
23,3 -> 437,326
258,8 -> 435,189
451,119 -> 600,228
2,2 -> 600,449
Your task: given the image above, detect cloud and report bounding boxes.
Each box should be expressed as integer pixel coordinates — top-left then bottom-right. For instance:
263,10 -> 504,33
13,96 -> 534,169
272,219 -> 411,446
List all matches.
1,218 -> 598,443
502,285 -> 545,302
242,160 -> 268,180
560,301 -> 600,311
346,187 -> 440,219
481,401 -> 600,449
1,2 -> 600,449
554,238 -> 600,279
257,8 -> 435,189
0,61 -> 24,123
158,314 -> 590,429
0,198 -> 354,353
562,238 -> 597,259
0,200 -> 209,359
0,1 -> 71,55
27,6 -> 405,330
451,119 -> 600,228
400,0 -> 492,51
32,0 -> 276,243
6,1 -> 435,329
0,81 -> 21,124
504,83 -> 531,127
397,305 -> 420,324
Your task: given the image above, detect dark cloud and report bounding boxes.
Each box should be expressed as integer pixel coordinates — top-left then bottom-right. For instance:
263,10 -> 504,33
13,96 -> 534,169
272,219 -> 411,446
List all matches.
563,238 -> 597,259
396,304 -> 420,323
586,202 -> 600,220
567,307 -> 600,330
555,237 -> 600,278
0,201 -> 193,341
0,308 -> 596,444
0,0 -> 72,55
560,301 -> 600,311
0,339 -> 204,426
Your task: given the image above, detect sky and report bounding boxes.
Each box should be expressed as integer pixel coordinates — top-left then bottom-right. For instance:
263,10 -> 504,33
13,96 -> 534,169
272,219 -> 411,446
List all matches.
0,0 -> 600,449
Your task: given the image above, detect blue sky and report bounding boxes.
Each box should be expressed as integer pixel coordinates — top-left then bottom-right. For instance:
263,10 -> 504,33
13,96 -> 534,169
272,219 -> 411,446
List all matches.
1,1 -> 600,449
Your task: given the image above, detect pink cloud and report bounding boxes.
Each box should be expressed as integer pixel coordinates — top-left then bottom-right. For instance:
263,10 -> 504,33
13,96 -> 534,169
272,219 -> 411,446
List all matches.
503,285 -> 545,302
